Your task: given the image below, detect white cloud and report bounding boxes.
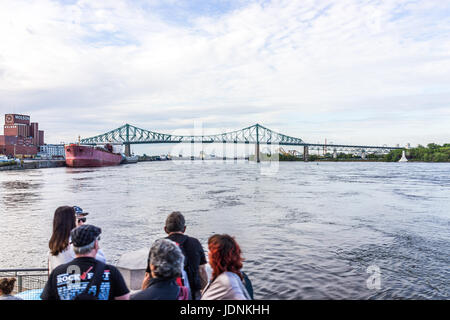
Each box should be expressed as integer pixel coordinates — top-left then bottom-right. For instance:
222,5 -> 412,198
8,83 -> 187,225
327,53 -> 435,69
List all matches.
0,0 -> 449,146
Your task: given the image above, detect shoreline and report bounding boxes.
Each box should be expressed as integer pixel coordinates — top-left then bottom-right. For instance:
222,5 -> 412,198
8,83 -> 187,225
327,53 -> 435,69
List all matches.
1,159 -> 449,171
0,160 -> 66,171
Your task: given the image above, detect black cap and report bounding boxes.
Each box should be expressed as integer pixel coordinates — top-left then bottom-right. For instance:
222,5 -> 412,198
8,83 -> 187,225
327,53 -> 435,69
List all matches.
73,206 -> 89,216
70,224 -> 101,247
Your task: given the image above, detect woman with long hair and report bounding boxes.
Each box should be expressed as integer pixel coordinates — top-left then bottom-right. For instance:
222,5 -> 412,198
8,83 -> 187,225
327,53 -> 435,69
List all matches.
48,206 -> 105,273
201,234 -> 251,300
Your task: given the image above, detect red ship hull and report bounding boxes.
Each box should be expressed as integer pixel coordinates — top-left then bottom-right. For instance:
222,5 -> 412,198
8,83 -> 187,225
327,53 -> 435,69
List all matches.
65,145 -> 123,167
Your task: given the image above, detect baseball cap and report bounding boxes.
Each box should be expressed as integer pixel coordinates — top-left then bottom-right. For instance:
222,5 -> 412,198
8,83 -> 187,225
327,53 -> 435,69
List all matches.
73,206 -> 89,216
70,224 -> 102,247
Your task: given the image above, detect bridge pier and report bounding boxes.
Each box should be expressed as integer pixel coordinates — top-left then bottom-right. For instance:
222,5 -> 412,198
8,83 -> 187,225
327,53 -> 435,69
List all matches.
256,142 -> 260,163
124,144 -> 131,157
303,146 -> 309,162
223,142 -> 227,161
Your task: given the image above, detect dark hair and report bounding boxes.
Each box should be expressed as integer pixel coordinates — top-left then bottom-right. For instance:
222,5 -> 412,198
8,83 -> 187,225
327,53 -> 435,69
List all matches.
49,206 -> 76,256
165,211 -> 185,233
0,278 -> 16,295
208,234 -> 244,281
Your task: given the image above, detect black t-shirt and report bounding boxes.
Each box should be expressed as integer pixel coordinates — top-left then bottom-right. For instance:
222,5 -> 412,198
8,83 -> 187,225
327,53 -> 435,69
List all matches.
40,257 -> 129,300
146,234 -> 206,293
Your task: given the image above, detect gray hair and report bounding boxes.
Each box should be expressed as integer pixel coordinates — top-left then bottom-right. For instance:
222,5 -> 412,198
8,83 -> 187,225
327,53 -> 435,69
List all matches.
149,239 -> 184,279
73,239 -> 96,255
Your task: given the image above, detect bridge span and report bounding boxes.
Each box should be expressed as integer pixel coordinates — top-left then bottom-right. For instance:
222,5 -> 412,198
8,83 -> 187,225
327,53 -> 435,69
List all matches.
79,123 -> 402,162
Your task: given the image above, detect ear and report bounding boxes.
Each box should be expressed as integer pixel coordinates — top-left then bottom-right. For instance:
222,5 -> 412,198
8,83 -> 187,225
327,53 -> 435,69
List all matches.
183,226 -> 186,233
164,226 -> 169,234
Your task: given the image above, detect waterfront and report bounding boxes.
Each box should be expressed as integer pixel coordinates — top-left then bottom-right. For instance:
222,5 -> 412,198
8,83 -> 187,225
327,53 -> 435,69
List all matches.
0,161 -> 449,299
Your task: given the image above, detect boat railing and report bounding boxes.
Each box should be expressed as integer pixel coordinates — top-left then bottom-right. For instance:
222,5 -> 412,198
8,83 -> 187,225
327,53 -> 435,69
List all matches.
0,268 -> 48,298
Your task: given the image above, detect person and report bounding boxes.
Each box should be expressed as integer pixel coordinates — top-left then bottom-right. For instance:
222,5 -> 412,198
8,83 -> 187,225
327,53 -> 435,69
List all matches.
73,206 -> 89,226
0,278 -> 22,300
132,239 -> 189,300
41,224 -> 130,300
142,211 -> 208,300
48,206 -> 106,273
201,234 -> 251,300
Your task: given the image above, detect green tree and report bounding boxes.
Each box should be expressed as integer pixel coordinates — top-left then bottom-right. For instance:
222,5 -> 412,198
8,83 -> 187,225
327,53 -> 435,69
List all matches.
433,152 -> 449,162
427,143 -> 441,150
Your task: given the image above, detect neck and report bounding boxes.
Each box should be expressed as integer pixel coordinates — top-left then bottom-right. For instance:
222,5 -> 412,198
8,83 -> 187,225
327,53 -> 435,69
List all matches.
75,251 -> 97,259
168,231 -> 184,236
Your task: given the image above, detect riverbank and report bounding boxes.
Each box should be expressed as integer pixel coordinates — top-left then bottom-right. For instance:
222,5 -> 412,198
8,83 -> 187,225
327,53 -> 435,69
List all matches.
0,160 -> 66,171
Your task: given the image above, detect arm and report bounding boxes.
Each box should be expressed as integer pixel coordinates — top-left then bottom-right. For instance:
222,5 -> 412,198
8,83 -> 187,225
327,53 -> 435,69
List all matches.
40,272 -> 57,300
199,264 -> 208,290
114,293 -> 130,300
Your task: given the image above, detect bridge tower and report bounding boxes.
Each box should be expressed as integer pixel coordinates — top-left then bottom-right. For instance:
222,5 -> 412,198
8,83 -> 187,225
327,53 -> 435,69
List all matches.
303,145 -> 309,162
124,124 -> 131,156
124,144 -> 131,157
255,124 -> 260,163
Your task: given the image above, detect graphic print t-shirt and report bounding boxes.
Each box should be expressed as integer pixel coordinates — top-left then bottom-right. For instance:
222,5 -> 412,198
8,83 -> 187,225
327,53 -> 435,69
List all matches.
41,257 -> 129,300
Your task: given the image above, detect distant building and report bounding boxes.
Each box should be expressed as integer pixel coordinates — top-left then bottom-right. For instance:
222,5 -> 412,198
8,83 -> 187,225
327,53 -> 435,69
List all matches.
38,144 -> 65,159
0,114 -> 45,157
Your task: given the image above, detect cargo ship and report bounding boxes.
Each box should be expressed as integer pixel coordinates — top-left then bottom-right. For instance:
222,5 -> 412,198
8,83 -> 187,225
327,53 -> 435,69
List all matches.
65,144 -> 123,167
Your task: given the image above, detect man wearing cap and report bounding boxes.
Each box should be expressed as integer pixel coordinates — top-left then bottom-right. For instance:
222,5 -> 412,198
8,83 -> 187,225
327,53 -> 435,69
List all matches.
41,224 -> 130,300
73,206 -> 88,227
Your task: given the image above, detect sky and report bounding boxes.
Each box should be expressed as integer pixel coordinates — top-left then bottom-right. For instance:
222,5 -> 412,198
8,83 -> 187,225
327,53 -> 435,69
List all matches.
0,0 -> 449,153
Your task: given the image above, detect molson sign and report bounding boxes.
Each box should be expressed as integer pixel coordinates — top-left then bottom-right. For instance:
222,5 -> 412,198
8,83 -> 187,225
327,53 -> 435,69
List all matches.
5,114 -> 30,125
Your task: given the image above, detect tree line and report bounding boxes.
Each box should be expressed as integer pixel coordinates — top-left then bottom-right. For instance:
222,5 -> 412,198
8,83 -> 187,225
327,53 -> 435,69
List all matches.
384,143 -> 450,162
276,143 -> 450,162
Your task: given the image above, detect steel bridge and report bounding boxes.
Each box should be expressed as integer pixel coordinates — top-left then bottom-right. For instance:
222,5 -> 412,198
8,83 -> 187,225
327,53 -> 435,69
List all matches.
80,123 -> 402,162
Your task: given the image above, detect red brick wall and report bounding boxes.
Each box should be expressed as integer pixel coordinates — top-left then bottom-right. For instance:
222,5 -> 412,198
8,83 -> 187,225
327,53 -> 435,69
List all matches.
4,125 -> 19,136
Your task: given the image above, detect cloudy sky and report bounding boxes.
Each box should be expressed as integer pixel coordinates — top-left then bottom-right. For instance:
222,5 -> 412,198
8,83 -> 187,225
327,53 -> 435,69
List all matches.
0,0 -> 449,149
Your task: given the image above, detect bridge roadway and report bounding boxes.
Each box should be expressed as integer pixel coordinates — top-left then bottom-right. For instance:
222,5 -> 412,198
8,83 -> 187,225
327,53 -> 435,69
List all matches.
79,123 -> 403,162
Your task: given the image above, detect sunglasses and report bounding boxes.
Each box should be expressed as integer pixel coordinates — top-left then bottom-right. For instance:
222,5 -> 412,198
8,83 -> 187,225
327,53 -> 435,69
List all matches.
77,217 -> 87,223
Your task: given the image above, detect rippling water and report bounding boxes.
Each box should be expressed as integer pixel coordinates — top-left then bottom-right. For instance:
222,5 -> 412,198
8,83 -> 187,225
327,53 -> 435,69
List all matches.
1,161 -> 449,299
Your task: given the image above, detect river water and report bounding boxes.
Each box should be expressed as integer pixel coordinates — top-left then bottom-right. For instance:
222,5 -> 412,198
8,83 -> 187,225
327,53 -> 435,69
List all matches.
0,161 -> 449,299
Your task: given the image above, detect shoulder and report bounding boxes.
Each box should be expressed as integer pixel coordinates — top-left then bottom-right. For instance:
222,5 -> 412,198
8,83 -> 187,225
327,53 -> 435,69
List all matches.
217,272 -> 235,285
185,235 -> 203,249
209,273 -> 242,292
105,264 -> 125,280
51,261 -> 72,275
131,287 -> 155,300
223,272 -> 243,287
105,263 -> 118,271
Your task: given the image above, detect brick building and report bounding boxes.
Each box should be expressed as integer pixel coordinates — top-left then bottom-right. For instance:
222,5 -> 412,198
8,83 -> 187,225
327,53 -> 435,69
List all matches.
0,114 -> 45,157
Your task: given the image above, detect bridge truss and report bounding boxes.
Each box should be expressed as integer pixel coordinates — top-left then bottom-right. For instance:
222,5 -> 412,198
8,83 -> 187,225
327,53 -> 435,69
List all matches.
80,123 -> 401,158
80,123 -> 307,145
